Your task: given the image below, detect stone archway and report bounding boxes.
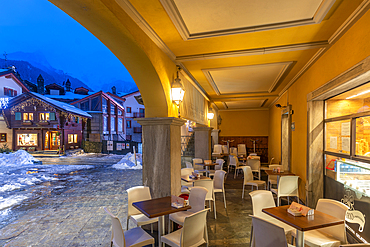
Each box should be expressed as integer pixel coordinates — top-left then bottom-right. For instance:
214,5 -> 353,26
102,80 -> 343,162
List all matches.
49,0 -> 177,118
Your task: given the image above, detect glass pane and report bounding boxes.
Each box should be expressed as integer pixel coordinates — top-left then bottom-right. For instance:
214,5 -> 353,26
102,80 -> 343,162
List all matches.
356,116 -> 370,157
325,120 -> 351,154
111,117 -> 115,131
18,134 -> 37,146
325,83 -> 370,119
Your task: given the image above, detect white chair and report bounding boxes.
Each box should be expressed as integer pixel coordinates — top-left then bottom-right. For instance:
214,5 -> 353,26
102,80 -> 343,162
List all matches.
207,158 -> 224,178
251,216 -> 294,247
213,170 -> 227,208
161,209 -> 209,247
230,147 -> 237,156
168,186 -> 208,233
192,158 -> 206,174
222,145 -> 228,154
212,144 -> 222,154
227,155 -> 236,174
247,159 -> 261,180
249,190 -> 294,247
126,186 -> 158,232
237,144 -> 247,156
291,199 -> 349,247
268,164 -> 284,190
185,161 -> 193,168
234,156 -> 245,179
193,179 -> 217,219
270,176 -> 299,206
242,166 -> 266,198
104,207 -> 154,247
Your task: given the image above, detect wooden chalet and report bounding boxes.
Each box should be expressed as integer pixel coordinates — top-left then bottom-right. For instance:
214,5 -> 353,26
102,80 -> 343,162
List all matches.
3,92 -> 91,152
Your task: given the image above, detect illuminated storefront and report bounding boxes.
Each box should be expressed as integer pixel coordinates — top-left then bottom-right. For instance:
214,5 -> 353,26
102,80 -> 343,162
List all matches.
17,133 -> 38,146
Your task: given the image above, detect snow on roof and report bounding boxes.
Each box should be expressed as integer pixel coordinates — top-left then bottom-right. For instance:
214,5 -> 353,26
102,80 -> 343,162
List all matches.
47,91 -> 93,100
29,92 -> 92,118
0,69 -> 9,73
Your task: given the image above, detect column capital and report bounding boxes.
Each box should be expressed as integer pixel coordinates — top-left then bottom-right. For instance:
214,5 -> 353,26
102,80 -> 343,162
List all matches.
135,117 -> 186,126
193,126 -> 213,132
212,129 -> 220,133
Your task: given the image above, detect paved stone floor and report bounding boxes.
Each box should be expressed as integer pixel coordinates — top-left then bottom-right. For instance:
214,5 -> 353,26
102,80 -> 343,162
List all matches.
0,156 -> 256,247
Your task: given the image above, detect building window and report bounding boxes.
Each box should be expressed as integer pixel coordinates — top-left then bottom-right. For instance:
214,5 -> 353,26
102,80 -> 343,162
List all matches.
111,104 -> 115,114
23,113 -> 33,121
15,112 -> 21,120
118,109 -> 122,115
0,133 -> 6,142
127,120 -> 131,128
127,107 -> 131,113
68,134 -> 78,143
111,116 -> 116,132
126,135 -> 132,141
4,87 -> 17,97
118,118 -> 123,132
139,108 -> 145,114
80,101 -> 89,111
18,134 -> 37,146
40,113 -> 50,121
103,116 -> 108,132
102,98 -> 107,113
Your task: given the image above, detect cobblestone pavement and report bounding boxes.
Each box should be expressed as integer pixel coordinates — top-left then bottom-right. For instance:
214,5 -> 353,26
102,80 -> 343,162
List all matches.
0,156 -> 255,247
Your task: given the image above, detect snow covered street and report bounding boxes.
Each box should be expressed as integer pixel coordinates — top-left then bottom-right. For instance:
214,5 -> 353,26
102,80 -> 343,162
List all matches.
0,151 -> 143,246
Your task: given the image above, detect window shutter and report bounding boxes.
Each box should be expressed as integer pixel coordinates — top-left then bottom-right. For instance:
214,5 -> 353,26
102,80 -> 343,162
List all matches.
50,112 -> 56,121
15,112 -> 21,120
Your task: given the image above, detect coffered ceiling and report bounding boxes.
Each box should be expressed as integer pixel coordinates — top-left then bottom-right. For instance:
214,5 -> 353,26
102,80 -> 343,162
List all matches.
116,0 -> 369,110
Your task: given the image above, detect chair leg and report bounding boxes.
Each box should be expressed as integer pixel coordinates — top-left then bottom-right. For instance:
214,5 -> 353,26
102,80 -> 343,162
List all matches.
151,223 -> 153,233
168,218 -> 171,234
250,224 -> 254,247
288,197 -> 290,205
277,196 -> 280,206
223,191 -> 227,208
291,235 -> 295,245
242,185 -> 245,198
126,218 -> 129,230
213,199 -> 217,219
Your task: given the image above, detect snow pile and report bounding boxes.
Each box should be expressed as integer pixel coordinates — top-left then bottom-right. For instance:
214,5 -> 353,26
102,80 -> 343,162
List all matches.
0,150 -> 38,166
112,152 -> 142,170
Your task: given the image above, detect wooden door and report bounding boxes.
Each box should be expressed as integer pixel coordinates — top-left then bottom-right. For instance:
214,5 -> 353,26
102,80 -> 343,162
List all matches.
50,131 -> 60,150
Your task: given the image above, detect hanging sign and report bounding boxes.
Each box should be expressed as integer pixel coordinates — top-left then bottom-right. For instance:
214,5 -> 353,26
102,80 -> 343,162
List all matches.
107,141 -> 113,151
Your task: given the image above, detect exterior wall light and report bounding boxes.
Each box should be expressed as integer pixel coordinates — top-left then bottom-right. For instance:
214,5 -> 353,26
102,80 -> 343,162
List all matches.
171,68 -> 185,106
207,108 -> 214,120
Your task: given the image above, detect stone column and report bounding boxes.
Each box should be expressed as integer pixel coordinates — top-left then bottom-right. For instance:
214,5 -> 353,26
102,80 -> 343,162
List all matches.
211,129 -> 220,145
194,126 -> 213,161
136,117 -> 186,199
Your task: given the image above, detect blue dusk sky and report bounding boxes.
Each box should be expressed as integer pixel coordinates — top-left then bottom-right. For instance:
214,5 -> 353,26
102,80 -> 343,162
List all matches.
0,0 -> 135,91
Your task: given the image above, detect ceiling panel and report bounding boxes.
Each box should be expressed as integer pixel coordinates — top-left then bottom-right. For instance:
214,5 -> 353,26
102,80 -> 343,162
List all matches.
203,62 -> 292,95
225,100 -> 266,109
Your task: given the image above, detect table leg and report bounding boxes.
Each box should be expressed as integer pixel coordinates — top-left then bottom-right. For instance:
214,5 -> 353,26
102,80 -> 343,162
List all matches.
296,230 -> 304,247
158,215 -> 165,247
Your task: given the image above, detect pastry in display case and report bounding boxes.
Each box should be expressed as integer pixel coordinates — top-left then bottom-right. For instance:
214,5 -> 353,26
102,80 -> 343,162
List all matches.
333,158 -> 370,197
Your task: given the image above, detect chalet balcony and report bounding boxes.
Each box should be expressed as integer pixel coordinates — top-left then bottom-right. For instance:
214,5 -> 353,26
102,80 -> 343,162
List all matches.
133,127 -> 142,133
133,112 -> 145,118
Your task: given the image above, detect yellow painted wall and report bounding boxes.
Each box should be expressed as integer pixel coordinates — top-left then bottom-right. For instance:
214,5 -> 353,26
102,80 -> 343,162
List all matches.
269,9 -> 370,203
219,110 -> 269,136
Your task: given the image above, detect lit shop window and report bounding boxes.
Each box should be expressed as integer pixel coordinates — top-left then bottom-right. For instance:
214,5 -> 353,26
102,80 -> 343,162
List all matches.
0,133 -> 6,142
68,134 -> 78,143
40,113 -> 50,121
23,113 -> 33,121
18,134 -> 37,146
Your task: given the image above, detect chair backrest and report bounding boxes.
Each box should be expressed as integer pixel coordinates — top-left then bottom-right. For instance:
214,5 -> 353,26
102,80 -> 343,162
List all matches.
213,170 -> 226,190
215,159 -> 225,170
316,199 -> 349,244
213,144 -> 222,154
251,216 -> 289,247
242,166 -> 254,183
230,147 -> 238,155
185,161 -> 193,168
104,207 -> 125,247
181,168 -> 194,176
193,180 -> 214,201
180,209 -> 208,247
269,157 -> 275,165
222,145 -> 228,154
188,186 -> 208,213
193,158 -> 203,170
229,155 -> 238,166
269,164 -> 284,172
249,190 -> 277,218
247,159 -> 260,171
237,144 -> 247,155
127,186 -> 152,216
277,176 -> 299,198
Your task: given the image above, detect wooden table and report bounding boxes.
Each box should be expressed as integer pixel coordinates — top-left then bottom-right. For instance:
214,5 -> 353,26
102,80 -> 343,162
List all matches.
181,175 -> 212,183
195,163 -> 217,176
133,196 -> 191,247
262,205 -> 344,247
